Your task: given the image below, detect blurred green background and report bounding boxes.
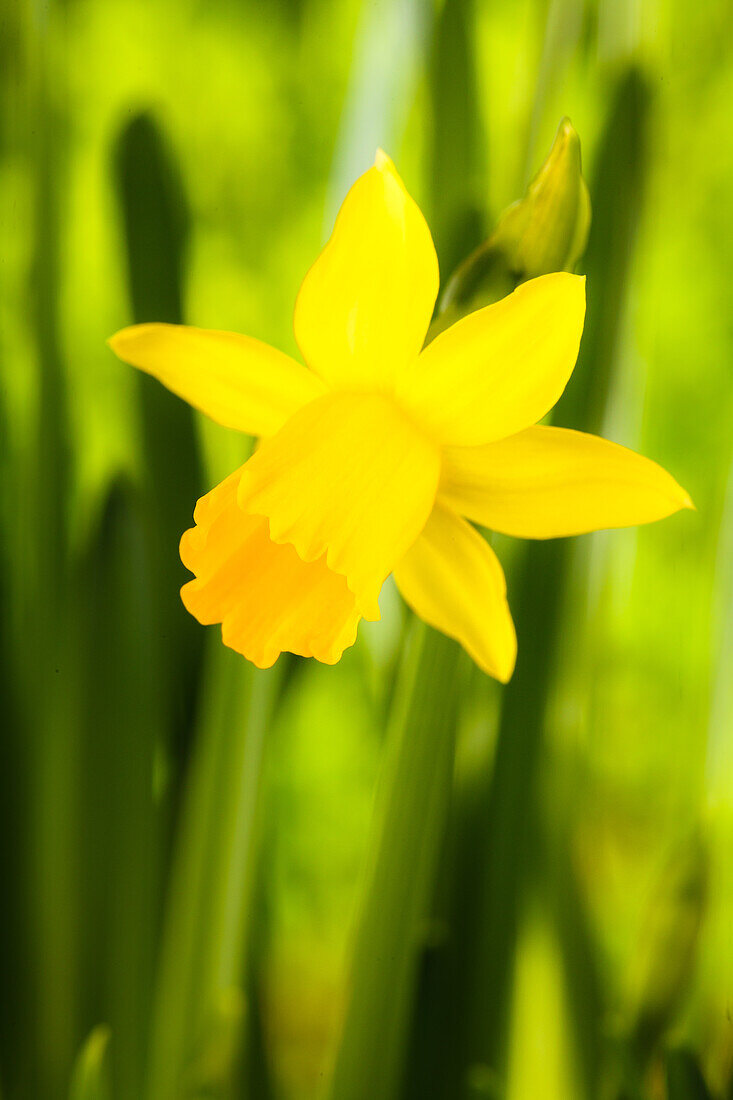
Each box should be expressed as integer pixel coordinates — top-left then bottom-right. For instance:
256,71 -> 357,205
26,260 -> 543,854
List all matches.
1,0 -> 731,1098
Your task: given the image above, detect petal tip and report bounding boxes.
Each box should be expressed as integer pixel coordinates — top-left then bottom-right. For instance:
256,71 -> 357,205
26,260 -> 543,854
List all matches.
473,631 -> 516,683
565,271 -> 587,325
107,323 -> 159,361
563,270 -> 587,303
374,147 -> 393,171
497,653 -> 517,684
668,478 -> 695,514
106,329 -> 126,356
544,269 -> 586,302
495,627 -> 518,684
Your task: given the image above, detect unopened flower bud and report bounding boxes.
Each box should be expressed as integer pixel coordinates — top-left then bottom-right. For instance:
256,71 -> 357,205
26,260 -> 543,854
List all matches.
437,118 -> 590,330
491,117 -> 590,278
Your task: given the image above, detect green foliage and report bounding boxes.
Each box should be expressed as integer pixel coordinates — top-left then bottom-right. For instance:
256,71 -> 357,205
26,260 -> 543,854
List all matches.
665,1049 -> 715,1100
69,1028 -> 112,1100
0,1 -> 729,1099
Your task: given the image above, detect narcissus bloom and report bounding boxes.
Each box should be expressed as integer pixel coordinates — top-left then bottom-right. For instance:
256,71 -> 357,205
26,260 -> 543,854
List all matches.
109,152 -> 692,681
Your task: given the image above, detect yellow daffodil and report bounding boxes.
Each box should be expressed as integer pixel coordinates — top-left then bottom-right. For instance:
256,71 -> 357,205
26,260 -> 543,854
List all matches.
109,152 -> 692,681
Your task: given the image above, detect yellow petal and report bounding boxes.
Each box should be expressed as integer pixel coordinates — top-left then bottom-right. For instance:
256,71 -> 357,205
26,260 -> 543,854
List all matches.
237,391 -> 441,620
180,468 -> 361,668
439,425 -> 694,538
109,323 -> 325,436
393,503 -> 517,681
397,273 -> 586,446
293,151 -> 439,391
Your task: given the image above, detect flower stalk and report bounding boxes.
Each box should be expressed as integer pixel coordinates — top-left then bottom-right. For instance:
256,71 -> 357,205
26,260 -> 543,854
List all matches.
325,625 -> 464,1099
468,67 -> 651,1093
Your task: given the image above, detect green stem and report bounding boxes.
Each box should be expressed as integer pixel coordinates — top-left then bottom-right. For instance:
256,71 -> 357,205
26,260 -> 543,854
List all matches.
325,625 -> 464,1100
21,5 -> 79,1092
145,655 -> 280,1100
102,110 -> 204,1098
428,0 -> 485,274
113,110 -> 204,770
467,66 -> 652,1088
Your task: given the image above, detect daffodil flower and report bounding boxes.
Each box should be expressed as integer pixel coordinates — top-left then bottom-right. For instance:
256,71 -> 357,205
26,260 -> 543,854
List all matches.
109,152 -> 692,681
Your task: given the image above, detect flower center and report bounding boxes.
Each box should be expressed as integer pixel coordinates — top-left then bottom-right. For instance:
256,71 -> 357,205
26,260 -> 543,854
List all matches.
237,390 -> 442,619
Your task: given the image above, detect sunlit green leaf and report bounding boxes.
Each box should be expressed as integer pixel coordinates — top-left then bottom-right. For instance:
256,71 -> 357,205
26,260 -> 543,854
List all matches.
68,1027 -> 111,1100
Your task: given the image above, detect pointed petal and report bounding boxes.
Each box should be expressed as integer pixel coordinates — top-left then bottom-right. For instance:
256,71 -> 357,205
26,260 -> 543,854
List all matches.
293,151 -> 439,390
397,272 -> 586,445
109,323 -> 325,436
393,503 -> 516,681
180,469 -> 361,667
237,391 -> 441,619
439,425 -> 694,538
